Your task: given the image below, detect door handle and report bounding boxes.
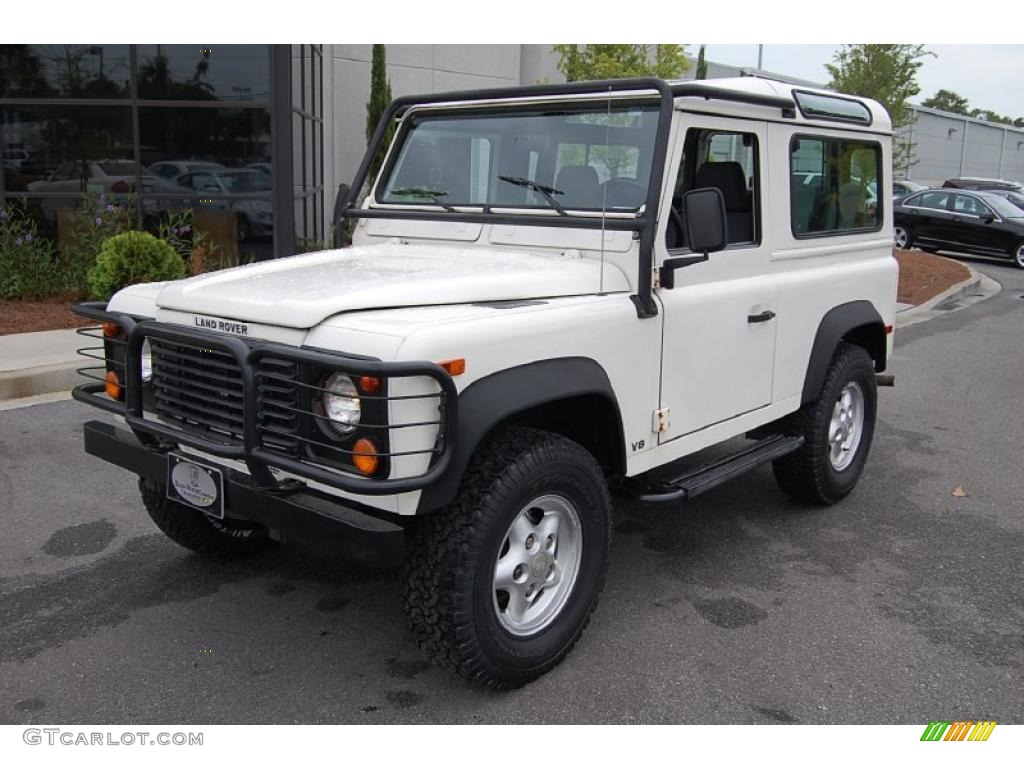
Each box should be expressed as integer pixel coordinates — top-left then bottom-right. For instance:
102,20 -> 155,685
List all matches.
747,310 -> 776,324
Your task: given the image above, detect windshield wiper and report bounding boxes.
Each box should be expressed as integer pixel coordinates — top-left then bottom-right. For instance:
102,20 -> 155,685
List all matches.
498,176 -> 567,216
389,186 -> 456,212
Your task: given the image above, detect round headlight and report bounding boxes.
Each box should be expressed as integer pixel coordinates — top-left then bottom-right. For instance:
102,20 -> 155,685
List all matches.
140,338 -> 153,384
321,373 -> 361,435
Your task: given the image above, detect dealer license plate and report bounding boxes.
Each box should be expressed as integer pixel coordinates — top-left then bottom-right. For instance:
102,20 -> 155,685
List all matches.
166,454 -> 225,519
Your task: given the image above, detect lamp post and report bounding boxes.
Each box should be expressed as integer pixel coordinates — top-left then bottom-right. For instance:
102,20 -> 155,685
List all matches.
87,46 -> 104,78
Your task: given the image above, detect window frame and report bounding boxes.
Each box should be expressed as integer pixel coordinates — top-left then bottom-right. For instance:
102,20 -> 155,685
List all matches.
373,99 -> 661,215
788,132 -> 885,240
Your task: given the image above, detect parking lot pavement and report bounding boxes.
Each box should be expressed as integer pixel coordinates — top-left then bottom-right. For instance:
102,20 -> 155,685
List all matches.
1,262 -> 1022,725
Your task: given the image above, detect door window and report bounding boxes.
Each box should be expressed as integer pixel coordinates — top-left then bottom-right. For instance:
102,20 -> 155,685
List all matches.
666,128 -> 759,249
952,194 -> 988,216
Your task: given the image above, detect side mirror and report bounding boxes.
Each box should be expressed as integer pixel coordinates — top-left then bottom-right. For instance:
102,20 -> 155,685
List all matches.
683,187 -> 728,253
981,213 -> 995,224
660,187 -> 728,289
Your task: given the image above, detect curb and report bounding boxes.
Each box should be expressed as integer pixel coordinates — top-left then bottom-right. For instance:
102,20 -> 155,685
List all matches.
895,259 -> 992,328
0,362 -> 83,401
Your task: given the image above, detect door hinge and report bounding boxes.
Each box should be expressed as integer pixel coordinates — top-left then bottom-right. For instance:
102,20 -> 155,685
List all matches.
652,407 -> 671,433
652,267 -> 662,290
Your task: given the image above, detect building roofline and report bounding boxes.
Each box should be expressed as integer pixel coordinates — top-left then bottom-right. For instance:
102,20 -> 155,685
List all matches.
908,103 -> 1024,134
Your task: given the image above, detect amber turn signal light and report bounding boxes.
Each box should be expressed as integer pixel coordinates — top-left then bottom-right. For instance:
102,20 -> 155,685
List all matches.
102,321 -> 121,338
104,370 -> 122,400
352,438 -> 380,476
359,375 -> 382,393
439,358 -> 465,376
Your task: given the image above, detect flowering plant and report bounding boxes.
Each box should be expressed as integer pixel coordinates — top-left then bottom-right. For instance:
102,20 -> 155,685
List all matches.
0,200 -> 58,299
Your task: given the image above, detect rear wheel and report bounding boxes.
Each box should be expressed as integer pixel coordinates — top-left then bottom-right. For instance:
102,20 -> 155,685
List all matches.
139,478 -> 275,559
893,225 -> 912,249
402,427 -> 611,689
773,343 -> 878,505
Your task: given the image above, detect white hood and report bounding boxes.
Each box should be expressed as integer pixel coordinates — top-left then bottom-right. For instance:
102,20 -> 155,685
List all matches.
154,242 -> 629,329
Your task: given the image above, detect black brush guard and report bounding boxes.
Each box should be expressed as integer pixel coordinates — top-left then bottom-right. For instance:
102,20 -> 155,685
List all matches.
71,301 -> 458,496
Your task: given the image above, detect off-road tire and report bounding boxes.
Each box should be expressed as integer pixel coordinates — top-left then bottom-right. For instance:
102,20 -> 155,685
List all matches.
402,426 -> 611,689
139,478 -> 275,559
772,343 -> 877,505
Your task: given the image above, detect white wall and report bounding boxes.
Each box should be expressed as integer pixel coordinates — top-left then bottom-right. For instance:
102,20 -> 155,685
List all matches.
324,44 -> 528,204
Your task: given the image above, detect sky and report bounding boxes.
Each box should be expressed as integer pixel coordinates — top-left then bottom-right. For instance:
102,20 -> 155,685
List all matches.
705,44 -> 1024,118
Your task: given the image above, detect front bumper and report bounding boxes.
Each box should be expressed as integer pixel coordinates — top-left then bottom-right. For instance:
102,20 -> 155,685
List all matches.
84,420 -> 404,566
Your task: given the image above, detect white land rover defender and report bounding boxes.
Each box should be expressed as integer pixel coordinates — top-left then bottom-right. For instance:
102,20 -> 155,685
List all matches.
72,77 -> 897,688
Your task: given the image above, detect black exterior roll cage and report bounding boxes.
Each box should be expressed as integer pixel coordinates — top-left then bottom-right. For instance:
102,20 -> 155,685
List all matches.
340,78 -> 796,319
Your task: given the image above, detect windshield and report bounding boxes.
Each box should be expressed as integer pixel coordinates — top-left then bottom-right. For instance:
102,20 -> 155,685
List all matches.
985,194 -> 1024,218
377,101 -> 660,213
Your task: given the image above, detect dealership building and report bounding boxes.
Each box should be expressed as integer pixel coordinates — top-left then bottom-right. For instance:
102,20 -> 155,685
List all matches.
2,44 -> 1021,262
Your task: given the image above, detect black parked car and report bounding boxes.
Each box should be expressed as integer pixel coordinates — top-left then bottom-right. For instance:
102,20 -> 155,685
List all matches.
894,188 -> 1024,268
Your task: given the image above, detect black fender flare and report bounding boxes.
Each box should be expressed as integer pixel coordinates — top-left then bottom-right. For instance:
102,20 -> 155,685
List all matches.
416,357 -> 624,513
801,300 -> 885,404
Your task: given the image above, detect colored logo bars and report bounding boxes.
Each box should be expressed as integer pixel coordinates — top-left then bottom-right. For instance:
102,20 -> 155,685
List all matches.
920,721 -> 997,742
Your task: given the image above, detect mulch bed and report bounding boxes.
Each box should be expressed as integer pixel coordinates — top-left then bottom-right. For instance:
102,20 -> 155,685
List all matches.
0,249 -> 971,336
893,248 -> 971,306
0,294 -> 91,336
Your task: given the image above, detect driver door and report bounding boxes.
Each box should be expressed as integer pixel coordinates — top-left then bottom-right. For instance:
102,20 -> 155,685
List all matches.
655,117 -> 777,442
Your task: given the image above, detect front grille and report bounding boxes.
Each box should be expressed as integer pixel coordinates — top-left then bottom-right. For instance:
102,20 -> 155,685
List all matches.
255,357 -> 301,455
151,339 -> 246,445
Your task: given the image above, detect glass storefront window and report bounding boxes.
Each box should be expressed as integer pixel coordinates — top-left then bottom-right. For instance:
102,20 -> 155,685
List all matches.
139,106 -> 270,169
0,44 -> 131,99
0,104 -> 133,210
135,45 -> 269,102
1,45 -> 321,262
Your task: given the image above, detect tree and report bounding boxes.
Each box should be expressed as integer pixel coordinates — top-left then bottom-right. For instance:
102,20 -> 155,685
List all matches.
921,89 -> 970,116
825,44 -> 933,174
695,45 -> 708,80
365,44 -> 394,182
552,44 -> 690,82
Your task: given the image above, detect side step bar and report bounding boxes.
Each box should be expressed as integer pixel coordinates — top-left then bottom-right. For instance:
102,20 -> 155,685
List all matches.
617,434 -> 805,504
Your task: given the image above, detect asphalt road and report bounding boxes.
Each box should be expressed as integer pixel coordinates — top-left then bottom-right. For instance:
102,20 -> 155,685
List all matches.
2,258 -> 1022,725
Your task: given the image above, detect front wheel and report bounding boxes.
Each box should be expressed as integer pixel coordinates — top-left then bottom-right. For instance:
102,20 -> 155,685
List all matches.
773,343 -> 878,505
402,427 -> 611,689
1014,241 -> 1024,269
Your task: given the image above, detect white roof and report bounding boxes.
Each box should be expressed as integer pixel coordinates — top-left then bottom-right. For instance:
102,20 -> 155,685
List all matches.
669,77 -> 892,133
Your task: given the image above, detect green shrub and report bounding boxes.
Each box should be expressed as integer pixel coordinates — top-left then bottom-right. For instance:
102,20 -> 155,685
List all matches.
0,200 -> 59,299
87,231 -> 186,300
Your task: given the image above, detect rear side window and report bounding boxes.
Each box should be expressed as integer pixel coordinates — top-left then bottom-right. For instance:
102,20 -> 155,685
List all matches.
909,191 -> 951,210
790,135 -> 883,236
